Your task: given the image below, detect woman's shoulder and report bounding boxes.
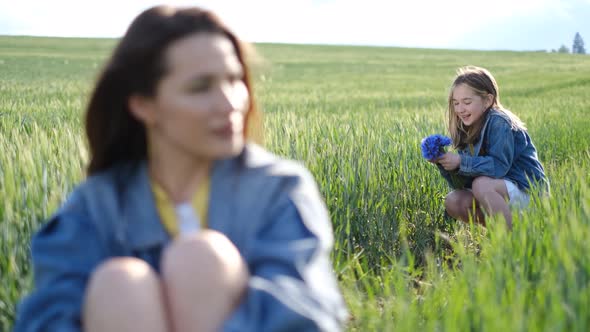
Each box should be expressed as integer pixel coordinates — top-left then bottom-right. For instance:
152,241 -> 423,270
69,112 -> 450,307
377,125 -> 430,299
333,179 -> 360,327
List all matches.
74,162 -> 138,198
240,144 -> 316,182
216,144 -> 320,199
52,162 -> 142,226
32,164 -> 136,249
221,145 -> 330,240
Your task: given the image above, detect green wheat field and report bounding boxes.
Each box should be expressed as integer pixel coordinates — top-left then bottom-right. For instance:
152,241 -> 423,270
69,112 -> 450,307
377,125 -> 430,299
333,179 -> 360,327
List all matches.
1,35 -> 589,331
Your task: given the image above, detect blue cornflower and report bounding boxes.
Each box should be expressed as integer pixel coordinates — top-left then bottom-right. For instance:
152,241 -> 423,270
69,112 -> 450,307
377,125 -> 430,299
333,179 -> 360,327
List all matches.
421,134 -> 452,160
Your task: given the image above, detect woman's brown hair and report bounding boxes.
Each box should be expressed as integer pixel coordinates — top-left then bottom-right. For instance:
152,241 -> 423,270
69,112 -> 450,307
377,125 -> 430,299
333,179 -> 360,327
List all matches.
85,6 -> 260,175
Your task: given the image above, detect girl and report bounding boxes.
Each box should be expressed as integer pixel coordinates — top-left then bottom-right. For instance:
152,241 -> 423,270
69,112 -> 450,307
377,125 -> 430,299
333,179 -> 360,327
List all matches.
434,66 -> 548,229
14,6 -> 347,332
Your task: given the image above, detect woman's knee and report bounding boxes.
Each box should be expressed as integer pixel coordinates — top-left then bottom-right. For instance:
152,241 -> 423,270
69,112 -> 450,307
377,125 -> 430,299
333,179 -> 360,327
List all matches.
161,230 -> 248,298
160,232 -> 247,332
83,257 -> 168,332
87,257 -> 160,297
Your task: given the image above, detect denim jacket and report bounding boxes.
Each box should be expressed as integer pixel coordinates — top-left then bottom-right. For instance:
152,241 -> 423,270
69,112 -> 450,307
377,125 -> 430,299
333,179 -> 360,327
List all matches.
438,109 -> 548,192
14,144 -> 348,332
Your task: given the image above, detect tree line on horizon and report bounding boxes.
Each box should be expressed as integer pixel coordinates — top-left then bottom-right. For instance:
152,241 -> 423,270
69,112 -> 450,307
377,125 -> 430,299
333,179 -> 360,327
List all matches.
551,32 -> 586,54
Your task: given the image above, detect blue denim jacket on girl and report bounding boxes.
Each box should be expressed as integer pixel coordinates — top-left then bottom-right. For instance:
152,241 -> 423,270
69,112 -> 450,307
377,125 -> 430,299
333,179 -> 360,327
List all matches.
14,144 -> 348,332
438,109 -> 548,192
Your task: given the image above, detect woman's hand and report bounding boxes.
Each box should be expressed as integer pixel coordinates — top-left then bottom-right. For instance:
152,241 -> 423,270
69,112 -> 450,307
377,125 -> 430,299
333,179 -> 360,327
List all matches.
436,152 -> 461,171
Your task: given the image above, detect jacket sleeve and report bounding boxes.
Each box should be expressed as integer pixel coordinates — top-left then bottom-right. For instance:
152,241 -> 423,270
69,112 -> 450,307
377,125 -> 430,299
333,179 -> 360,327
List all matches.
222,171 -> 348,332
458,117 -> 515,178
13,208 -> 106,332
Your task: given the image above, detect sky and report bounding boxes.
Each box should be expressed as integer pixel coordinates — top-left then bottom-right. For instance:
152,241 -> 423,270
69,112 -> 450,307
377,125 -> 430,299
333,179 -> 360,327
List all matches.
0,0 -> 589,51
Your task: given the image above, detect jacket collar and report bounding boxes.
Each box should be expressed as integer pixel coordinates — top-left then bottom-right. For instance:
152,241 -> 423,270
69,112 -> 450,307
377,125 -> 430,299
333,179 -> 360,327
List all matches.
121,148 -> 245,250
123,161 -> 171,250
471,109 -> 495,156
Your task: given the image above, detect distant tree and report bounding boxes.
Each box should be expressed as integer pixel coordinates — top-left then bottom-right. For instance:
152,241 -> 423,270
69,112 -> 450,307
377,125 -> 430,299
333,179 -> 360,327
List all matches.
558,44 -> 570,53
572,32 -> 586,54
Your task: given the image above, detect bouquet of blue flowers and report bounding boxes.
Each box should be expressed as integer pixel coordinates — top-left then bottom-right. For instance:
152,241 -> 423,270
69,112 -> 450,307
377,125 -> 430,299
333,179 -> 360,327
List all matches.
422,134 -> 469,189
420,134 -> 452,160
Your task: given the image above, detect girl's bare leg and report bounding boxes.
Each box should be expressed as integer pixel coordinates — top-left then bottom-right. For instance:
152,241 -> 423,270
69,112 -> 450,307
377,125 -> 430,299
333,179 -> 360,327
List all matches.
471,176 -> 512,229
445,189 -> 486,225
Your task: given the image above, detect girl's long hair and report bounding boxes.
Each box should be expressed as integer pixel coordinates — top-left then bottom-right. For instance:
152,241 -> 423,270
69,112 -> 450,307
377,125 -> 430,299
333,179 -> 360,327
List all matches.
447,66 -> 525,149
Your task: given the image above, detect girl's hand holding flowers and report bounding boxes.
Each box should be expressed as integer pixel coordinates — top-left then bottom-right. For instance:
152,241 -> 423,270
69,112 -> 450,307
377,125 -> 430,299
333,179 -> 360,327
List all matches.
421,134 -> 451,161
435,152 -> 461,171
420,134 -> 460,170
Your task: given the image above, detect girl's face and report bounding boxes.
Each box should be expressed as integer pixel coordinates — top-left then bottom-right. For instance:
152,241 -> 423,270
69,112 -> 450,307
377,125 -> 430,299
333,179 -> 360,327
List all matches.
451,83 -> 492,127
132,32 -> 249,163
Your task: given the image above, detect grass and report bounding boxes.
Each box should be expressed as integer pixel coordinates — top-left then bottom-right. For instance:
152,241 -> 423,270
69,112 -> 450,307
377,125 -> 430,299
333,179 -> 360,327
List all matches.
1,35 -> 590,331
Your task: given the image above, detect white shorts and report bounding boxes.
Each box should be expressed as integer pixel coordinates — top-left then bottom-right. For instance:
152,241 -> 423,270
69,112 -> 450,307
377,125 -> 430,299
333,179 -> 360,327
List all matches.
504,179 -> 530,209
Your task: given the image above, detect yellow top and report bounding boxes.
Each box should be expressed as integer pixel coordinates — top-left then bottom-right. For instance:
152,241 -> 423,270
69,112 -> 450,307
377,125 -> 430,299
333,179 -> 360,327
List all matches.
151,177 -> 210,237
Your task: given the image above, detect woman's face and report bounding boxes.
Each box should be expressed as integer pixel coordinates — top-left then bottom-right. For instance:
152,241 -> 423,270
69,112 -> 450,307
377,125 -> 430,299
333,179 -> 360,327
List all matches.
135,32 -> 249,162
451,83 -> 491,127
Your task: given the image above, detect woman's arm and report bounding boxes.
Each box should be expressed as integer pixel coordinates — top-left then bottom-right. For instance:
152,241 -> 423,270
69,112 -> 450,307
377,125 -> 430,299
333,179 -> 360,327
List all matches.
14,208 -> 106,332
222,170 -> 348,332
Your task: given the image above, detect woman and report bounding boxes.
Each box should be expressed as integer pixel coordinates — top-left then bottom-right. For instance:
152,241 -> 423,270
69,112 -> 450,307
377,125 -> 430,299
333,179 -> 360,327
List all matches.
15,6 -> 347,332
